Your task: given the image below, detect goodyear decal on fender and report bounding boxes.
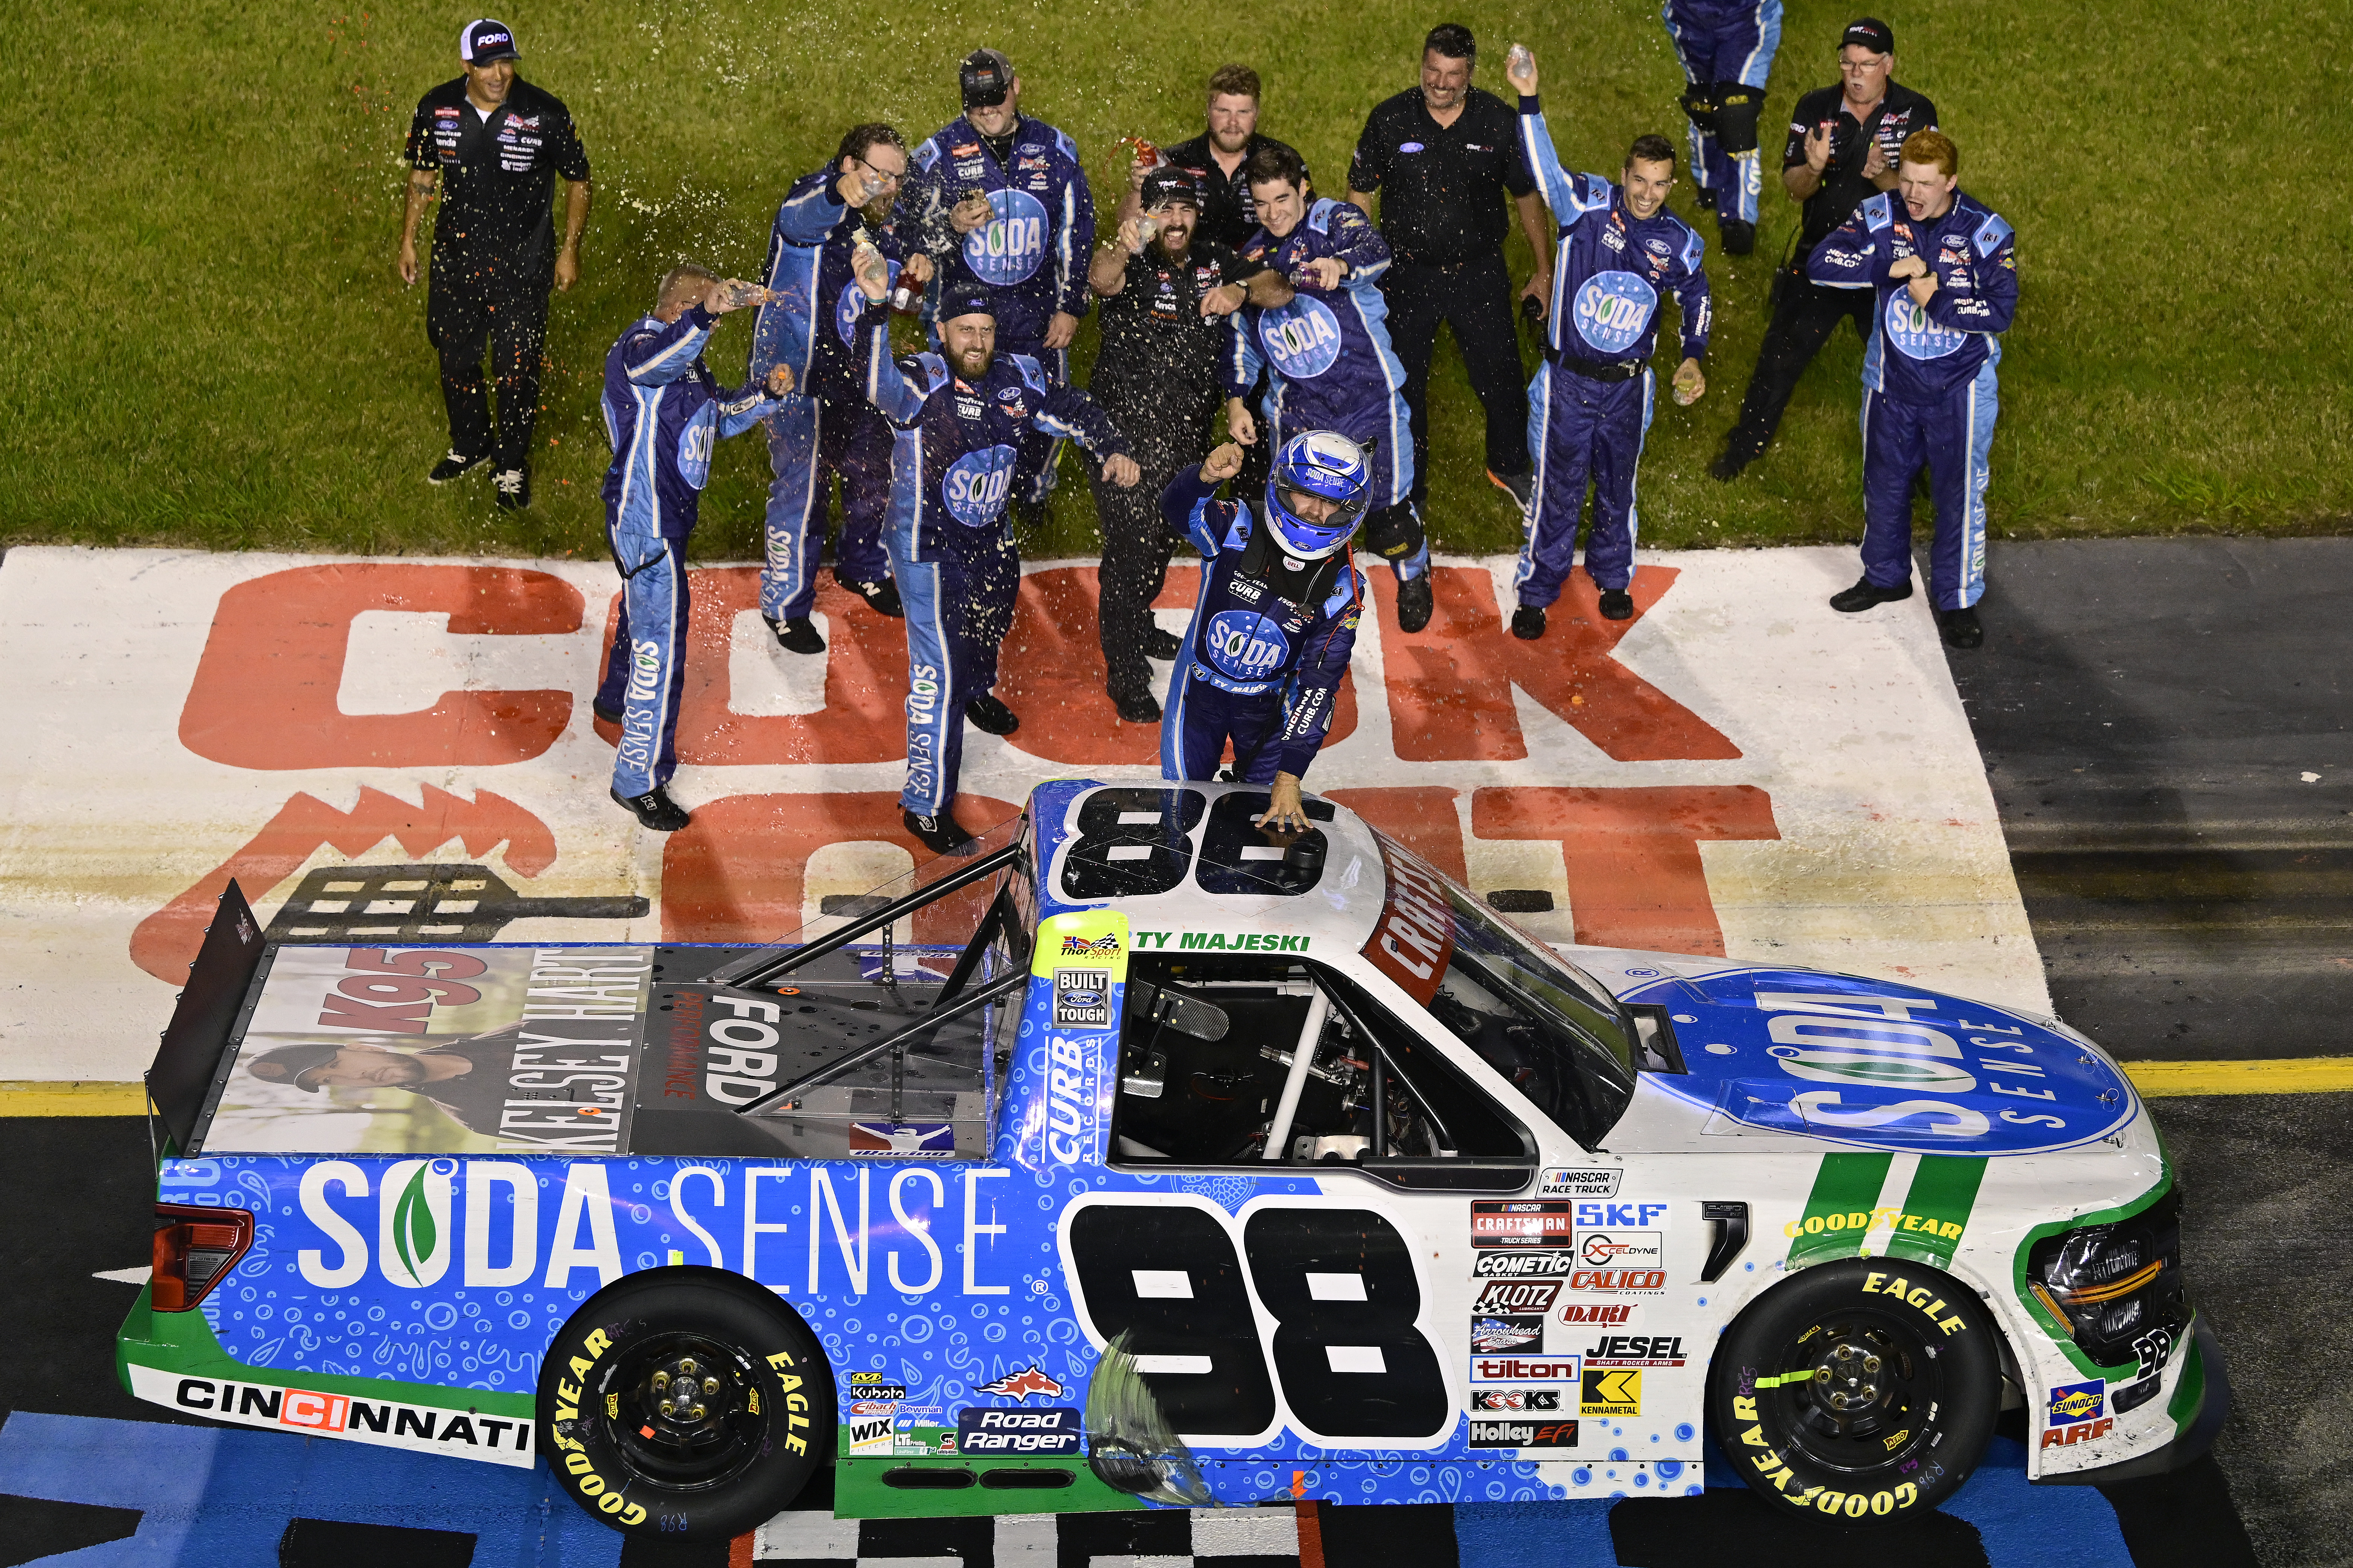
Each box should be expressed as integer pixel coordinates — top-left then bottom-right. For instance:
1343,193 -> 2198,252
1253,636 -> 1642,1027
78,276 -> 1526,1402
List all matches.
1884,1156 -> 1986,1268
1786,1152 -> 1894,1266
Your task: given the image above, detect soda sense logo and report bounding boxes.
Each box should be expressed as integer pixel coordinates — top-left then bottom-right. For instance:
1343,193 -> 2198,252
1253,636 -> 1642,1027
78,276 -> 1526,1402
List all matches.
962,189 -> 1048,286
942,444 -> 1018,527
1259,296 -> 1343,380
1202,610 -> 1291,682
1571,271 -> 1659,356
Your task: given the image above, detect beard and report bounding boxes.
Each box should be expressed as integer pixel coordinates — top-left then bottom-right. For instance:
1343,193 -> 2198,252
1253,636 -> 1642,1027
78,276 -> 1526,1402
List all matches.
1155,225 -> 1195,260
951,344 -> 994,380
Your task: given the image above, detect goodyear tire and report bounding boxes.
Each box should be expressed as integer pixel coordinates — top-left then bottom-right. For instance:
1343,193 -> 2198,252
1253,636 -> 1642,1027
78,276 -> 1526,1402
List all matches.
538,1269 -> 832,1538
1708,1258 -> 2000,1524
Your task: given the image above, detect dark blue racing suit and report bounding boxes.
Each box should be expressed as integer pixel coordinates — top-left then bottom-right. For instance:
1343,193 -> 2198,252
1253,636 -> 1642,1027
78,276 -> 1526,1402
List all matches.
856,302 -> 1129,814
904,113 -> 1095,507
596,307 -> 795,797
1661,0 -> 1785,226
1157,465 -> 1367,785
747,170 -> 904,622
1516,93 -> 1711,603
1809,190 -> 2017,609
1226,199 -> 1428,582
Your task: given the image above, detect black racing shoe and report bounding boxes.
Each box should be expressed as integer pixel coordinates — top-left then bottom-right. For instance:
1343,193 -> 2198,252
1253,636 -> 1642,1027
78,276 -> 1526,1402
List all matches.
492,467 -> 532,510
903,808 -> 978,856
1691,185 -> 1717,216
966,693 -> 1020,735
1486,466 -> 1536,515
1719,219 -> 1756,257
591,697 -> 623,725
1710,431 -> 1764,481
1395,574 -> 1435,634
765,615 -> 826,655
1829,576 -> 1915,613
1510,605 -> 1546,641
1937,606 -> 1985,649
427,450 -> 489,485
845,577 -> 904,617
1598,589 -> 1635,621
611,786 -> 691,832
1146,626 -> 1183,659
1110,687 -> 1162,723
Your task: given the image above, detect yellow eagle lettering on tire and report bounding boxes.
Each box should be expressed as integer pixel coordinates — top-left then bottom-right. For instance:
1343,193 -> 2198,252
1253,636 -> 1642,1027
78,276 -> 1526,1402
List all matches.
766,1351 -> 797,1371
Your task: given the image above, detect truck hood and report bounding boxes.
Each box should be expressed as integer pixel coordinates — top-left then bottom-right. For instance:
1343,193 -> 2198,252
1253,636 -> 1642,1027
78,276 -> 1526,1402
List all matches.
1577,952 -> 2139,1158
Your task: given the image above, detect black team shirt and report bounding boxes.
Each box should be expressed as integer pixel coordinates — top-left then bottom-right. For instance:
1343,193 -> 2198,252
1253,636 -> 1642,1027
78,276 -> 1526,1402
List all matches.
404,76 -> 591,282
1346,85 -> 1533,267
1783,81 -> 1939,252
1160,132 -> 1306,250
1090,238 -> 1259,427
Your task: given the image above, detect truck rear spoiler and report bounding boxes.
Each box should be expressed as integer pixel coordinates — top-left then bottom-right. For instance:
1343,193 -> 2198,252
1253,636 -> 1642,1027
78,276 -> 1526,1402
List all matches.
144,880 -> 268,1158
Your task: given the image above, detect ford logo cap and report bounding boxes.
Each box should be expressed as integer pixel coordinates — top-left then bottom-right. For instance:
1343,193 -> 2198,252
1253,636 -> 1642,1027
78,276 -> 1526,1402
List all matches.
461,18 -> 521,63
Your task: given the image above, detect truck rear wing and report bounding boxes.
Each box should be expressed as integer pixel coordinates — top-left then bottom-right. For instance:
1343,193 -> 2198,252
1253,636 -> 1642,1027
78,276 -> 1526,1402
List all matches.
144,880 -> 268,1157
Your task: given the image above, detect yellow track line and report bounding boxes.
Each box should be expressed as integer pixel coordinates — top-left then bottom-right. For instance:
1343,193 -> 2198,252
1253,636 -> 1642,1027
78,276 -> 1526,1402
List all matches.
2125,1056 -> 2353,1097
3,1058 -> 2349,1116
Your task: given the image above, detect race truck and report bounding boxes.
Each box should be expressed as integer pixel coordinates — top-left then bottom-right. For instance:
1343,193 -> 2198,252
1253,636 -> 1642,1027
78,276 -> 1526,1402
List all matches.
122,781 -> 2226,1539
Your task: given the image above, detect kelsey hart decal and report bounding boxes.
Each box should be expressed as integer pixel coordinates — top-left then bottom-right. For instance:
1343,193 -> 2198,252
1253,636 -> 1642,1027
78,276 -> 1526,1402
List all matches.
1623,970 -> 2137,1154
211,945 -> 653,1153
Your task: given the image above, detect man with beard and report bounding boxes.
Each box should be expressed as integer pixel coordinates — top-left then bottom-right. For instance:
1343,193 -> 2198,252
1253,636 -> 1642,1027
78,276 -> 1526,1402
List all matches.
248,1032 -> 522,1139
747,124 -> 934,653
848,255 -> 1141,853
1808,130 -> 2016,649
1504,47 -> 1711,639
1085,166 -> 1286,722
1223,144 -> 1434,635
399,18 -> 592,511
904,49 -> 1095,529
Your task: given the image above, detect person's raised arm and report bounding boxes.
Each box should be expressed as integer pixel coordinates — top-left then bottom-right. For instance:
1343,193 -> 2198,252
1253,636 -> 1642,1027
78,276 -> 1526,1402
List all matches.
1164,442 -> 1243,550
1506,47 -> 1603,226
1807,198 -> 1891,289
1785,119 -> 1830,201
1089,216 -> 1142,297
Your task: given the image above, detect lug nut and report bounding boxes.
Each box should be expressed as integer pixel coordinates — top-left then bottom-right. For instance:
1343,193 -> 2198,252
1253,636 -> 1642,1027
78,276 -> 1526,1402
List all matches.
703,1377 -> 719,1394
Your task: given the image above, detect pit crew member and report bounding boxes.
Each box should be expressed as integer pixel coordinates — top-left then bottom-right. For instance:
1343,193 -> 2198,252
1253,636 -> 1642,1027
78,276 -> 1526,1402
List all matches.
1661,0 -> 1783,254
1713,17 -> 1938,478
850,261 -> 1139,854
1808,129 -> 2015,650
1119,63 -> 1303,249
904,49 -> 1095,527
593,266 -> 796,832
746,123 -> 934,653
399,18 -> 592,510
1223,143 -> 1433,635
1504,47 -> 1710,638
1086,166 -> 1285,723
1161,436 -> 1370,833
1345,24 -> 1550,517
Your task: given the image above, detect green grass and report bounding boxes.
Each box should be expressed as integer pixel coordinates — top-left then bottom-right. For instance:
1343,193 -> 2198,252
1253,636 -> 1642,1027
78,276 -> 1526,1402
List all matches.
3,0 -> 2344,561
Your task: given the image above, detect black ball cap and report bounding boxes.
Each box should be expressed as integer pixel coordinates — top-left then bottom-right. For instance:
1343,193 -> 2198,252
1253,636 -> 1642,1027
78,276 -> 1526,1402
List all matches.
1841,16 -> 1894,54
938,287 -> 996,324
960,48 -> 1014,109
247,1041 -> 347,1092
461,17 -> 520,63
1140,166 -> 1202,210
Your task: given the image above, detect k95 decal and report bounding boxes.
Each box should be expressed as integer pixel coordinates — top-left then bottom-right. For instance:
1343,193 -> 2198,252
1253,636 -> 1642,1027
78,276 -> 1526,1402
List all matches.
1060,1196 -> 1451,1446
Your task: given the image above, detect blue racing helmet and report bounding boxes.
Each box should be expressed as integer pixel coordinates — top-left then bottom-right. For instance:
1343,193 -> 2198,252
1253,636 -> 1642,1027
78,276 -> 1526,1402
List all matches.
1263,430 -> 1372,559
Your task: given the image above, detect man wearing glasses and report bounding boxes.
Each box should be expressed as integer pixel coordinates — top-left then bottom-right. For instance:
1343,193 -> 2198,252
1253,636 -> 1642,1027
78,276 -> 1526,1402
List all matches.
1711,17 -> 1938,478
747,124 -> 934,653
1085,166 -> 1285,722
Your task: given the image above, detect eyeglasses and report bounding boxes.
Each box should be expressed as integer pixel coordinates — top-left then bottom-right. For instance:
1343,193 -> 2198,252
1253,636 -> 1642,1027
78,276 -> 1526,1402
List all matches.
853,155 -> 907,187
1837,56 -> 1889,73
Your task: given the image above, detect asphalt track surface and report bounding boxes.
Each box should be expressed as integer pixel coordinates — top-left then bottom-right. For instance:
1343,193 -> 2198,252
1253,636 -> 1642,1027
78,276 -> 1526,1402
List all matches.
0,536 -> 2339,1565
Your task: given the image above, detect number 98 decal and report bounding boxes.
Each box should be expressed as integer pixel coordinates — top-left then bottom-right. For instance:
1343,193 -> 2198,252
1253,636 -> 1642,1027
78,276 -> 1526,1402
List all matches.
1059,1195 -> 1453,1448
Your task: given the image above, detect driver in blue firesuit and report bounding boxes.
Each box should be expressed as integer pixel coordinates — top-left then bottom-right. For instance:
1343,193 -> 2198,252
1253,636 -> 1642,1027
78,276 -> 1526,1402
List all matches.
847,251 -> 1141,855
1505,46 -> 1711,639
1808,128 -> 2016,650
1161,432 -> 1372,833
594,266 -> 797,833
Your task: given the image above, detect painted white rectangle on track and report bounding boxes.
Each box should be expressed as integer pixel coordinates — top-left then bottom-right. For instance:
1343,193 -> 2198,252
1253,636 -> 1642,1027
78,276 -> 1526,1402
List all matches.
0,545 -> 2046,1081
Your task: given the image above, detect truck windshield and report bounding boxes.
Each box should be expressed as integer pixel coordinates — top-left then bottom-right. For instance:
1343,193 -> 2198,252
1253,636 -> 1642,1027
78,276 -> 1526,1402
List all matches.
1419,887 -> 1638,1151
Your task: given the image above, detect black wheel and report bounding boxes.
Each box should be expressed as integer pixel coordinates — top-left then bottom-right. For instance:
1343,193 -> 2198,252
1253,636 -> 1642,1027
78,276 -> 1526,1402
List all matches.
538,1269 -> 832,1538
1708,1258 -> 2000,1524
